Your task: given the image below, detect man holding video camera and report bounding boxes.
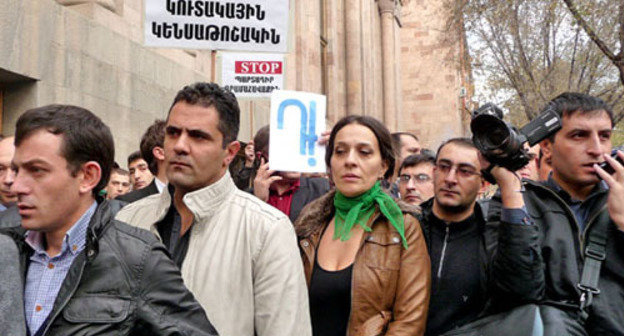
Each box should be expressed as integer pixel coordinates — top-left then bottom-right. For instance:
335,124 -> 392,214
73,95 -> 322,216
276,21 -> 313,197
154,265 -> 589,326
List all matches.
484,92 -> 624,335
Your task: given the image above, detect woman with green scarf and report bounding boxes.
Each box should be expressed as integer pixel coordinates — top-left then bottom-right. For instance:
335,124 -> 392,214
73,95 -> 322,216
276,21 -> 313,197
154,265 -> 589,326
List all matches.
295,115 -> 431,336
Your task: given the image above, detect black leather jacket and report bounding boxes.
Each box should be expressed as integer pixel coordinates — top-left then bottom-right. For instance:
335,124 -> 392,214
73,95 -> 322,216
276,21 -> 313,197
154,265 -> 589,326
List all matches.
2,200 -> 218,336
488,179 -> 624,335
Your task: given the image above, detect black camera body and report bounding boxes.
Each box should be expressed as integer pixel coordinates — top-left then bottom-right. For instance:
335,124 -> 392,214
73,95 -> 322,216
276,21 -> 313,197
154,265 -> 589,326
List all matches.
470,103 -> 562,179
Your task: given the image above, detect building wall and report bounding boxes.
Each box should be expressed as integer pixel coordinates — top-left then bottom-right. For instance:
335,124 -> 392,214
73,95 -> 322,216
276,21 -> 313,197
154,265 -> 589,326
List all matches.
400,0 -> 470,150
0,0 -> 468,166
0,0 -> 216,165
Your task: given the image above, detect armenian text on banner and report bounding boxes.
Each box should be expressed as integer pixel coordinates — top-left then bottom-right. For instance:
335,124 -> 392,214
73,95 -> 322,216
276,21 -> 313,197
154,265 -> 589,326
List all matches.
145,0 -> 289,53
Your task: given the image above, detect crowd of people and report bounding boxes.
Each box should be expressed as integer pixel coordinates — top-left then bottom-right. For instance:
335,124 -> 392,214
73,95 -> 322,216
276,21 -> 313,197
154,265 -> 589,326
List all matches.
0,82 -> 622,336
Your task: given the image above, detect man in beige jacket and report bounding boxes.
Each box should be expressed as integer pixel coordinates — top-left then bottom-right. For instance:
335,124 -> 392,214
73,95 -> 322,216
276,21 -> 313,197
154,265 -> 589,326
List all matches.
116,82 -> 311,336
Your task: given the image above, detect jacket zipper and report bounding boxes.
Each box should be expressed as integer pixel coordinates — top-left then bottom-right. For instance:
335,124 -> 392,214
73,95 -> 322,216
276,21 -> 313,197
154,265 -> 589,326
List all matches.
437,223 -> 450,279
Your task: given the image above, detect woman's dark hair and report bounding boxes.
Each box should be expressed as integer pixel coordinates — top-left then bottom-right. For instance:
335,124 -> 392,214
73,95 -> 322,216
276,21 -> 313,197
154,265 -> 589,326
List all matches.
15,104 -> 114,197
325,115 -> 396,180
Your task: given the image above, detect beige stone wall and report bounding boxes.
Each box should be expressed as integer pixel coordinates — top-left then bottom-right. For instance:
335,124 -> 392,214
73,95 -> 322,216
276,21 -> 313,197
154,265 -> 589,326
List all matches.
400,0 -> 469,150
0,0 -> 213,165
0,0 -> 467,163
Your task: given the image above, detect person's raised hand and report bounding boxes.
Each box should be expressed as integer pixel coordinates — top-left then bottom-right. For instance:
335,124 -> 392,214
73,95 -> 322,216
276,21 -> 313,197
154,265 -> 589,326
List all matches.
253,158 -> 282,202
478,152 -> 524,208
318,131 -> 331,146
594,150 -> 624,231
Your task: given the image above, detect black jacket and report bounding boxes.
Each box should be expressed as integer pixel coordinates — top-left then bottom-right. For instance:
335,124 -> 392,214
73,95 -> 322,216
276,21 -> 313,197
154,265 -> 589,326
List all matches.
418,198 -> 543,335
488,179 -> 624,335
2,200 -> 218,336
116,179 -> 159,204
288,177 -> 331,222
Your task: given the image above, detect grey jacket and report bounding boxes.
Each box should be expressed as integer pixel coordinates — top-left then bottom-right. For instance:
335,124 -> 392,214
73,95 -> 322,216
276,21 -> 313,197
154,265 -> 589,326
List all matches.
2,199 -> 218,336
0,234 -> 26,335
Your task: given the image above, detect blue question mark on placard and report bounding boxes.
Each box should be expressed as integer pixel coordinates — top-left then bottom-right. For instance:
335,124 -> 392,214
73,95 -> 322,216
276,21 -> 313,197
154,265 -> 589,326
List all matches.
277,99 -> 318,166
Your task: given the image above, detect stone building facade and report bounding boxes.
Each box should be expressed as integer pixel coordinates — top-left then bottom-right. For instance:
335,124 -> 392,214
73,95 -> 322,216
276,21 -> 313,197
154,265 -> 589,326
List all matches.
0,0 -> 470,165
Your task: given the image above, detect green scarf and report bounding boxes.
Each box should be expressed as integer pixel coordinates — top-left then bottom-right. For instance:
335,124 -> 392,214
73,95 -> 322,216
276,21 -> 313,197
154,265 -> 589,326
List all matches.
333,182 -> 408,249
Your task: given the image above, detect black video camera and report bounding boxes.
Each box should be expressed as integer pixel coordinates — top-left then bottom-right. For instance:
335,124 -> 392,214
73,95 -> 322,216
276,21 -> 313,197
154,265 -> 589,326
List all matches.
470,103 -> 562,182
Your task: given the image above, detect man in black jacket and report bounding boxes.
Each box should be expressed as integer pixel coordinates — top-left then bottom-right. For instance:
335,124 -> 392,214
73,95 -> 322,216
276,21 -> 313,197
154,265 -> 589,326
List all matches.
489,92 -> 624,335
2,105 -> 217,335
419,138 -> 543,336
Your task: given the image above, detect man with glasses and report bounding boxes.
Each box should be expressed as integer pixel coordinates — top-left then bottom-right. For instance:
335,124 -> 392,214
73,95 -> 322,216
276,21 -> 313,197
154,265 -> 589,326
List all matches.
398,153 -> 435,205
419,138 -> 543,336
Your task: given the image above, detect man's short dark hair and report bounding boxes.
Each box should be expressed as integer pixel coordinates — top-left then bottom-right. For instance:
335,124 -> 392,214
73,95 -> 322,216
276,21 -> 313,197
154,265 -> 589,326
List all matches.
436,137 -> 477,161
112,167 -> 129,176
392,132 -> 419,144
127,151 -> 142,167
391,132 -> 419,157
15,104 -> 114,197
140,119 -> 166,175
399,153 -> 435,175
253,125 -> 270,153
169,82 -> 240,148
547,92 -> 614,142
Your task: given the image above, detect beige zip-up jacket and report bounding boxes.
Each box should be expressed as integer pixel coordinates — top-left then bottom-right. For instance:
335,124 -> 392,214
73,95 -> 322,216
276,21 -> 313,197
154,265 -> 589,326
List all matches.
116,172 -> 312,336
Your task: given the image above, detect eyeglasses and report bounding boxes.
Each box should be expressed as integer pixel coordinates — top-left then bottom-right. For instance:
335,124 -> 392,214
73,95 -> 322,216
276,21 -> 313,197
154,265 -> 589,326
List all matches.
398,173 -> 431,184
435,161 -> 481,178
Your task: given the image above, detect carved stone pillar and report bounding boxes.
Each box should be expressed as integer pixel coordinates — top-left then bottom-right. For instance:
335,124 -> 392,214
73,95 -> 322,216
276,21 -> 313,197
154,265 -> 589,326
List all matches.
55,0 -> 119,13
345,0 -> 363,115
378,0 -> 397,130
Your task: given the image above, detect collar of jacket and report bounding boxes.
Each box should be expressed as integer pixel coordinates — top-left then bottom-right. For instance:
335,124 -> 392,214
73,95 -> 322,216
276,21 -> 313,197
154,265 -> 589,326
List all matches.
294,189 -> 420,240
154,171 -> 237,226
4,197 -> 118,262
420,197 -> 485,226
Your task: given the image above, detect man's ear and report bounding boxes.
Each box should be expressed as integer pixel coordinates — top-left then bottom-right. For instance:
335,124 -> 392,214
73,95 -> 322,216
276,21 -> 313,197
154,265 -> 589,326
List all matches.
540,139 -> 552,158
153,146 -> 165,161
224,140 -> 241,166
79,161 -> 102,195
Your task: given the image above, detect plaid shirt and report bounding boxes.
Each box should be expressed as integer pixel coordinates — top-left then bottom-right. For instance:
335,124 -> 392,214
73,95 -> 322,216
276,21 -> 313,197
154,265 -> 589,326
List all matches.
24,202 -> 96,334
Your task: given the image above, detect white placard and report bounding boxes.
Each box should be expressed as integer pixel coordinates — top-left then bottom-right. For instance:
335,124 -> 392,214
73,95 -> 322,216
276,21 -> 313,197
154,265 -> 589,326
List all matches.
145,0 -> 289,53
269,91 -> 326,173
221,52 -> 284,98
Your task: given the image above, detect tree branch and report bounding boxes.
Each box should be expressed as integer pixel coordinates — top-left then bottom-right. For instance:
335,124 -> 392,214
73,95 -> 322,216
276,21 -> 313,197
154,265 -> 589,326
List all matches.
562,0 -> 617,61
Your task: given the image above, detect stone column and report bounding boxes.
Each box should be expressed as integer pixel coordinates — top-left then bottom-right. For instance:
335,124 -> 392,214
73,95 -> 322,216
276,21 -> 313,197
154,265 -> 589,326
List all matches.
344,0 -> 363,115
378,0 -> 397,131
55,0 -> 118,13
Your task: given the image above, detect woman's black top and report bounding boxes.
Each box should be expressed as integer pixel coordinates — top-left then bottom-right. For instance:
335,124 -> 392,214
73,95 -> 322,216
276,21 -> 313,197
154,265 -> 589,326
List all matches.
309,258 -> 353,336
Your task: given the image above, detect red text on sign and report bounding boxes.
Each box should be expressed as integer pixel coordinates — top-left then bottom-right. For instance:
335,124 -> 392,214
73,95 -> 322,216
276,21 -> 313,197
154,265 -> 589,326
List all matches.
235,61 -> 282,74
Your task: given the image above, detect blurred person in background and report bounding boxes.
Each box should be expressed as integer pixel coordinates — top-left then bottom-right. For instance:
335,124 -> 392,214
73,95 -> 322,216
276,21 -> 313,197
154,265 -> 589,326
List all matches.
398,153 -> 435,205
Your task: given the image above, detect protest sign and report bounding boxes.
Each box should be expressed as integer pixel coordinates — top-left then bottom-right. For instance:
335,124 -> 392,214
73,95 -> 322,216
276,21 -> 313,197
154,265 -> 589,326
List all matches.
269,91 -> 326,173
221,52 -> 284,98
145,0 -> 290,53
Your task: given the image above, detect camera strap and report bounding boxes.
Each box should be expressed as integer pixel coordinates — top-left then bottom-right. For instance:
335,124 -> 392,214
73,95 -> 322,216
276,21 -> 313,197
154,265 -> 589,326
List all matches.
577,206 -> 610,320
